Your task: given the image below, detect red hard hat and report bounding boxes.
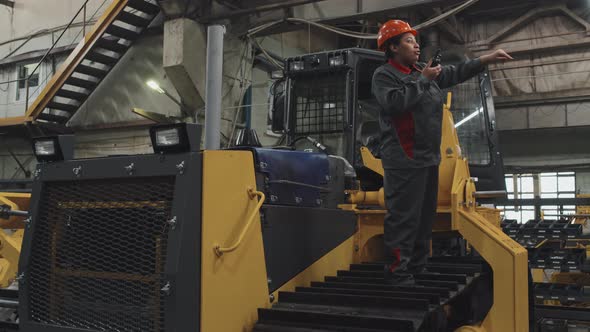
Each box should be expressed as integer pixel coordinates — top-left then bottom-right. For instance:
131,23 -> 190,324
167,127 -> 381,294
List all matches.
377,20 -> 418,51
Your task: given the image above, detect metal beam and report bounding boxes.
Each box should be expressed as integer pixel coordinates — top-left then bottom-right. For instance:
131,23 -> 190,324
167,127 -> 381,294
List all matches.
249,0 -> 447,37
0,117 -> 29,127
200,0 -> 328,22
486,6 -> 565,46
431,7 -> 464,44
155,0 -> 202,18
413,0 -> 478,30
315,0 -> 446,25
0,44 -> 76,66
0,0 -> 14,8
472,36 -> 590,57
472,4 -> 590,51
495,88 -> 590,108
535,305 -> 590,322
494,198 -> 590,206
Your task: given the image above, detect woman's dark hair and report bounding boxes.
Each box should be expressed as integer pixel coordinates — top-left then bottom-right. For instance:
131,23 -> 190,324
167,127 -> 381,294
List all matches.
384,34 -> 404,60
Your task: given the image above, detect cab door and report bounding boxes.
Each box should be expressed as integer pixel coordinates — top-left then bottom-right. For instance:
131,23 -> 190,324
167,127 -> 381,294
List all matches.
450,70 -> 506,193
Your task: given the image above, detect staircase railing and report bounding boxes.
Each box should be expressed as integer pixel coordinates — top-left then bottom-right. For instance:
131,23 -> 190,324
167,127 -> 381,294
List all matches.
23,0 -> 128,122
0,0 -> 109,123
23,0 -> 110,112
24,0 -> 91,110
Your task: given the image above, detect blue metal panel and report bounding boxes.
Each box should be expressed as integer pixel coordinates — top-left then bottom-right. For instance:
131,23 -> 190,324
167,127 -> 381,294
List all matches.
249,148 -> 329,207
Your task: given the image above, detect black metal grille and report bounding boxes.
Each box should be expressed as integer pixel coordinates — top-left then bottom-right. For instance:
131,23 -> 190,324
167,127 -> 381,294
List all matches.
27,176 -> 176,332
292,71 -> 347,135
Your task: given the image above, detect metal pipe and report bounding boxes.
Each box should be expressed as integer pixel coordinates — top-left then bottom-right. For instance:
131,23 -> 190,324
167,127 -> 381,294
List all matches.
8,210 -> 28,217
204,25 -> 225,150
543,214 -> 590,218
25,79 -> 29,110
0,189 -> 31,193
347,189 -> 385,208
0,299 -> 18,309
0,78 -> 28,85
472,190 -> 507,198
83,4 -> 87,36
244,87 -> 252,130
0,205 -> 28,220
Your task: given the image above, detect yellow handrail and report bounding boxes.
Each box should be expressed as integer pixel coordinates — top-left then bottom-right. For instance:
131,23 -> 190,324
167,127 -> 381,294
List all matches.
214,188 -> 265,257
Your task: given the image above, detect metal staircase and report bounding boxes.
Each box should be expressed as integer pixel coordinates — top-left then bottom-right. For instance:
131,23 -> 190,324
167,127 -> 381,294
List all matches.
1,0 -> 160,128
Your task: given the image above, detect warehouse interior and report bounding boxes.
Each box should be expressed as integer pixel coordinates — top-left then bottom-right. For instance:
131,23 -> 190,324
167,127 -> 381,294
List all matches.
0,0 -> 590,331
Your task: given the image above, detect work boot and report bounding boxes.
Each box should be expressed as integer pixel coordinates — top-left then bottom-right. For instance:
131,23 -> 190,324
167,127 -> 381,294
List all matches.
408,265 -> 427,275
384,264 -> 415,286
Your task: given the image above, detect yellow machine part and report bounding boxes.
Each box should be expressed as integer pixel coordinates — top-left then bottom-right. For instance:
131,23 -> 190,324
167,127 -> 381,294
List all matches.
351,93 -> 529,331
455,326 -> 488,332
577,194 -> 590,223
0,192 -> 29,288
196,93 -> 527,331
0,192 -> 30,228
271,236 -> 356,300
200,151 -> 270,332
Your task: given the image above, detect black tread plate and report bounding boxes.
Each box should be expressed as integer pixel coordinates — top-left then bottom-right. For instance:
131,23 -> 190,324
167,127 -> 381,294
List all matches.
254,257 -> 491,332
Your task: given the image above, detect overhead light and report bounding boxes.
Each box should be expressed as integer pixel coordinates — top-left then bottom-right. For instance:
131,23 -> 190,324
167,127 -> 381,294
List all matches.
455,108 -> 484,128
329,55 -> 345,66
32,135 -> 74,162
289,60 -> 304,71
147,80 -> 165,94
149,123 -> 203,154
146,81 -> 191,118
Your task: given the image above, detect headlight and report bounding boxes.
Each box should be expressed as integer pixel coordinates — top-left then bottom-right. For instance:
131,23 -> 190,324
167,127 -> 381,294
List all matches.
34,139 -> 56,156
32,135 -> 74,162
289,60 -> 304,71
149,123 -> 203,154
329,55 -> 344,66
155,128 -> 181,147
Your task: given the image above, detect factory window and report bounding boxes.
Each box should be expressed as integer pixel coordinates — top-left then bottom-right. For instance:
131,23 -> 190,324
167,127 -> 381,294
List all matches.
502,205 -> 535,223
505,175 -> 514,199
498,172 -> 577,222
17,62 -> 39,89
16,62 -> 40,101
540,172 -> 576,198
498,174 -> 534,223
508,173 -> 534,199
540,172 -> 576,218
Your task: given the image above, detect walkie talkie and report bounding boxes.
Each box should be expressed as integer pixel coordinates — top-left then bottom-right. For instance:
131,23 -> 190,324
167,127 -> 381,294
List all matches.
430,49 -> 442,67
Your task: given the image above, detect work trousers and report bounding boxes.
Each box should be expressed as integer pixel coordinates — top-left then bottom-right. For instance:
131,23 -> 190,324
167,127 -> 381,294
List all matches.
383,165 -> 439,275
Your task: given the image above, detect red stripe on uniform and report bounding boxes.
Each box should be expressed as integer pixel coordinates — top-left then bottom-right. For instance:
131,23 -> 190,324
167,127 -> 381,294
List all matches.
387,59 -> 416,159
389,248 -> 401,273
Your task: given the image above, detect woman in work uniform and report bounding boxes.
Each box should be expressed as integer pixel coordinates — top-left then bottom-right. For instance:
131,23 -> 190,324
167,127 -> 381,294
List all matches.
372,20 -> 513,284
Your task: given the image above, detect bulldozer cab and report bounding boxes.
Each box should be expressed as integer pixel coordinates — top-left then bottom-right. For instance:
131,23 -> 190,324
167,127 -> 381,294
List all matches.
272,48 -> 505,192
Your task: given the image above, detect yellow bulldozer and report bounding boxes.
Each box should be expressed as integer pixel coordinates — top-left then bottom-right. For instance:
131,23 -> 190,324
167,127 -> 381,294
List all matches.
2,48 -> 529,331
